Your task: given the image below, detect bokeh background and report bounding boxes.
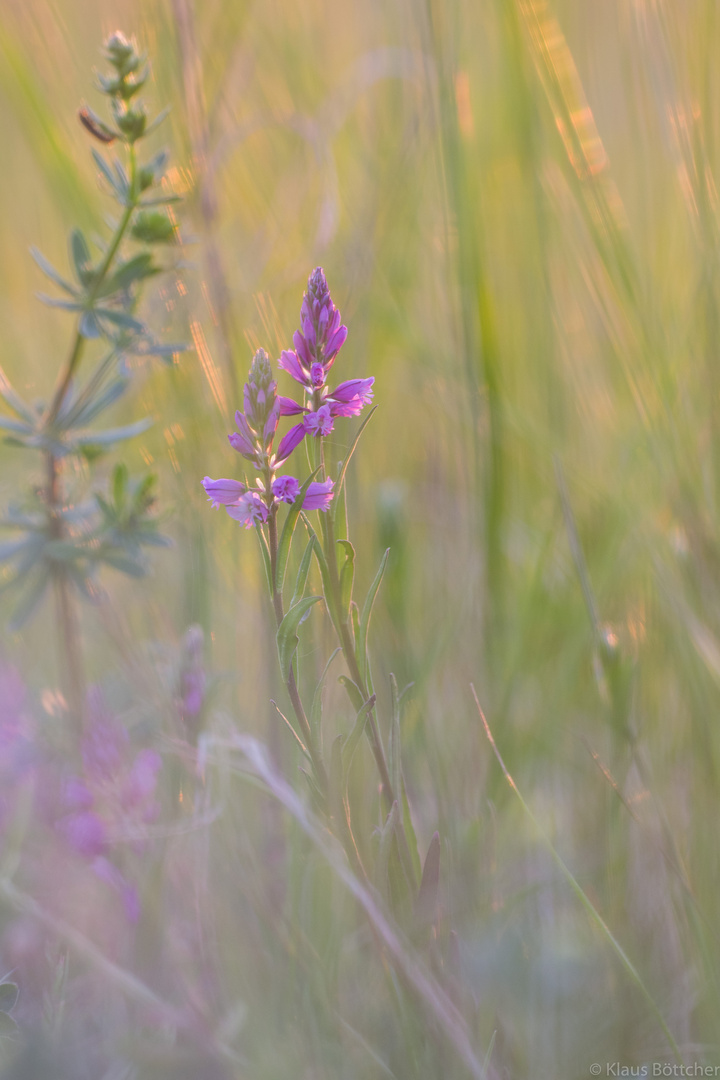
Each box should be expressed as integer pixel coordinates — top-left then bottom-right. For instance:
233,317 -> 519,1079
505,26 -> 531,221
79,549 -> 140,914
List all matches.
1,0 -> 720,1076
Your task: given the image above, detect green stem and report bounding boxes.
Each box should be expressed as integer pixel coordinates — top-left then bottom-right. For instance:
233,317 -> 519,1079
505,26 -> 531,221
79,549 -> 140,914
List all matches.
472,687 -> 683,1064
45,144 -> 137,427
317,464 -> 417,887
267,506 -> 328,793
46,452 -> 85,734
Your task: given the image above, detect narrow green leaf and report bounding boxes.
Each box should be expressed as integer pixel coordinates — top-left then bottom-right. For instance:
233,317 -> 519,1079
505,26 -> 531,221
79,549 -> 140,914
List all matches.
389,673 -> 402,800
97,550 -> 146,577
357,548 -> 390,687
113,463 -> 128,509
309,532 -> 341,633
70,228 -> 93,285
9,568 -> 50,629
276,468 -> 321,594
332,406 -> 377,527
334,461 -> 348,541
95,307 -> 145,332
0,537 -> 36,563
255,527 -> 272,597
414,832 -> 441,929
0,417 -> 33,435
0,365 -> 35,423
70,417 -> 153,448
337,539 -> 355,615
342,692 -> 376,778
96,253 -> 159,297
328,733 -> 345,831
91,147 -> 123,197
64,378 -> 129,428
400,777 -> 422,884
338,674 -> 365,713
375,801 -> 401,903
38,294 -> 83,312
144,105 -> 171,137
310,647 -> 342,742
0,1011 -> 19,1039
276,596 -> 323,678
29,247 -> 78,295
291,537 -> 314,609
79,311 -> 101,338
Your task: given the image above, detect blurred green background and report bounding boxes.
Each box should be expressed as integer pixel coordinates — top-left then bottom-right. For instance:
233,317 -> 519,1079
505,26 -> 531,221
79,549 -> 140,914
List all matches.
2,0 -> 720,1075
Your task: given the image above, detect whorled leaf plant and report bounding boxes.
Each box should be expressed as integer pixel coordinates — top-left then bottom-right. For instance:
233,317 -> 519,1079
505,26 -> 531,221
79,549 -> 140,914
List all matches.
0,33 -> 184,729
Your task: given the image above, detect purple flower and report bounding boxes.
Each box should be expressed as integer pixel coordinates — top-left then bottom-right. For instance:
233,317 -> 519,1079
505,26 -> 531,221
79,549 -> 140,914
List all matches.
279,268 -> 348,392
303,479 -> 334,511
326,377 -> 375,415
225,491 -> 269,528
202,477 -> 246,508
60,810 -> 107,858
304,403 -> 335,437
276,423 -> 307,462
272,475 -> 301,504
228,413 -> 258,462
64,778 -> 94,810
121,749 -> 162,812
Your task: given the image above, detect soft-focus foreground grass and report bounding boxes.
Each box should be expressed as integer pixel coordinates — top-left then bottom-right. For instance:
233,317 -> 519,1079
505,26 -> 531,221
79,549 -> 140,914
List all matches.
2,0 -> 720,1076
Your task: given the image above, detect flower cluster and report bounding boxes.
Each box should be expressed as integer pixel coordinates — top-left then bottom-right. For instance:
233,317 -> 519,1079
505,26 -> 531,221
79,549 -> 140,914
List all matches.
57,688 -> 162,921
202,269 -> 373,529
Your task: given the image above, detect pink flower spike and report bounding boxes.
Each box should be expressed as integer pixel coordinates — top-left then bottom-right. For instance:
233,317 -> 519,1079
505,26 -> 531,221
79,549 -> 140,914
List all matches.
276,423 -> 307,462
225,491 -> 269,529
202,477 -> 246,508
278,396 -> 305,416
279,349 -> 308,386
303,478 -> 334,511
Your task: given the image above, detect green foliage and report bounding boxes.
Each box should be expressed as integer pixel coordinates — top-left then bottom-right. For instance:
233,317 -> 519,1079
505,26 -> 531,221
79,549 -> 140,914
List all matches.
0,32 -> 182,630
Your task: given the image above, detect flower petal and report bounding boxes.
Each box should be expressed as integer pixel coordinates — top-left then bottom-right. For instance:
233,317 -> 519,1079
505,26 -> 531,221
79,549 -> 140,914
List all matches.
276,422 -> 306,462
303,478 -> 334,512
225,491 -> 269,528
202,477 -> 246,508
278,396 -> 305,416
279,349 -> 309,386
329,377 -> 374,403
272,475 -> 301,503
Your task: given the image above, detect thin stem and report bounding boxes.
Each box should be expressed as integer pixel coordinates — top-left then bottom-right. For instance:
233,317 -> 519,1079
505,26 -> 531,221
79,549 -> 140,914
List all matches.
472,686 -> 683,1064
266,506 -> 371,880
45,145 -> 137,428
318,489 -> 417,886
46,452 -> 85,732
267,507 -> 328,792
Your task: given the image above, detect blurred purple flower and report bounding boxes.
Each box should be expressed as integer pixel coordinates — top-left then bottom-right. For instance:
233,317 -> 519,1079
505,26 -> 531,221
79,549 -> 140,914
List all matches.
59,810 -> 107,858
178,625 -> 206,725
93,857 -> 141,923
59,687 -> 162,868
